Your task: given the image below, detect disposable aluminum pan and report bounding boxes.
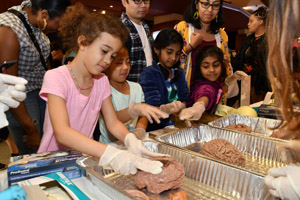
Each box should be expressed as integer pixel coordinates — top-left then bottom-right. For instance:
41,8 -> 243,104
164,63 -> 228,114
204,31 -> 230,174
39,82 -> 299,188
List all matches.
156,124 -> 288,175
77,141 -> 275,200
208,114 -> 281,136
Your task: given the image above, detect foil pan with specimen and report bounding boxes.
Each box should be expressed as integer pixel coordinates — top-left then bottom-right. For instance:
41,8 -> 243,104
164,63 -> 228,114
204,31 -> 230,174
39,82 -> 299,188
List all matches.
156,124 -> 288,175
208,114 -> 281,136
77,141 -> 275,200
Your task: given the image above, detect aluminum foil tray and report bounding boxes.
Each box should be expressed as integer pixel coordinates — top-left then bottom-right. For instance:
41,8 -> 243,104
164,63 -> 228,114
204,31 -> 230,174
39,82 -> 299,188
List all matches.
208,114 -> 281,136
156,124 -> 288,175
77,141 -> 274,200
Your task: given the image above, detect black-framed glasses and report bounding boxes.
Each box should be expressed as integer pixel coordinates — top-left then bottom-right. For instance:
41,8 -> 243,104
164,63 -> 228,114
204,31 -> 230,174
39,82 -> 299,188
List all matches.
198,1 -> 221,10
132,0 -> 150,5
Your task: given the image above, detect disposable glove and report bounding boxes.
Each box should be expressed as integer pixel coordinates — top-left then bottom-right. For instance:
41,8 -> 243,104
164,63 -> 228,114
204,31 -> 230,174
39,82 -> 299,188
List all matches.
99,145 -> 163,175
277,140 -> 300,163
225,71 -> 248,86
160,100 -> 186,115
128,103 -> 169,124
125,133 -> 167,157
0,74 -> 27,128
179,101 -> 205,121
133,128 -> 148,140
265,166 -> 300,200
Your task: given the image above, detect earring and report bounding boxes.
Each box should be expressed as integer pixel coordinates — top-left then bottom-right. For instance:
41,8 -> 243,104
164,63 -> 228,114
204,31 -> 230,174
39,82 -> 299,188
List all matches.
193,11 -> 199,20
40,18 -> 47,31
215,14 -> 218,23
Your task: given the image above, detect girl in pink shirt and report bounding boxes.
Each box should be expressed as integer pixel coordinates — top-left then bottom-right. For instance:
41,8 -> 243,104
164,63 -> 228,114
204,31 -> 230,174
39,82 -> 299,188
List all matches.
37,3 -> 164,176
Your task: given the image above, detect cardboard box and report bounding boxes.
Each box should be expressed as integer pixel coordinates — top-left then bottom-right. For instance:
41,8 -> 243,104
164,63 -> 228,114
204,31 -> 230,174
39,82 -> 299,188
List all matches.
8,149 -> 85,185
19,172 -> 90,200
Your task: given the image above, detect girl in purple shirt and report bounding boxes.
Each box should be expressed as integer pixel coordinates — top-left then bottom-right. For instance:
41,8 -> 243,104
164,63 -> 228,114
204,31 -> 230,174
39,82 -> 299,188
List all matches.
180,45 -> 227,120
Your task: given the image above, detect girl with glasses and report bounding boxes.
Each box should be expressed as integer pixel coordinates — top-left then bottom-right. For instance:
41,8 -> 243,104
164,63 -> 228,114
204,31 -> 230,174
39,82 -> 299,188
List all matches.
174,0 -> 233,106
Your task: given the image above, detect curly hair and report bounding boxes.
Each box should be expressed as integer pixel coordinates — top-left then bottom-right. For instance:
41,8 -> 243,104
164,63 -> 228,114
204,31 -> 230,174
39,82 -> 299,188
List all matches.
184,0 -> 224,34
267,0 -> 300,137
58,3 -> 129,53
194,45 -> 227,81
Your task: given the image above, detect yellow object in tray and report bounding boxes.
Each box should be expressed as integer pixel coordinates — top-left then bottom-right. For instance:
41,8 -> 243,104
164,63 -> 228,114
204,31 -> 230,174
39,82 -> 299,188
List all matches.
215,104 -> 257,117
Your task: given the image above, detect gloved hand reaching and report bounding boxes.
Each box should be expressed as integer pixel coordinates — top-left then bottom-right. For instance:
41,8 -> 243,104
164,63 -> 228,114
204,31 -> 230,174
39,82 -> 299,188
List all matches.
179,101 -> 205,121
225,71 -> 248,86
128,103 -> 169,124
0,74 -> 27,128
133,128 -> 148,140
99,145 -> 163,175
277,140 -> 300,163
160,100 -> 186,115
125,133 -> 167,157
265,166 -> 300,200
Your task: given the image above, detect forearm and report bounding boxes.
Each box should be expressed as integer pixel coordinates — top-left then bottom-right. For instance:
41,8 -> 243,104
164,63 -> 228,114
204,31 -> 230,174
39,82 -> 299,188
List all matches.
136,117 -> 148,130
55,126 -> 107,158
9,102 -> 38,135
106,119 -> 129,143
116,108 -> 132,123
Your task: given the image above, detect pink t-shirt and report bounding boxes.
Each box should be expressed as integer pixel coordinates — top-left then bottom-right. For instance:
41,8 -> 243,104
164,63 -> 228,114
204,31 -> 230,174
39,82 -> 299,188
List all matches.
38,65 -> 111,152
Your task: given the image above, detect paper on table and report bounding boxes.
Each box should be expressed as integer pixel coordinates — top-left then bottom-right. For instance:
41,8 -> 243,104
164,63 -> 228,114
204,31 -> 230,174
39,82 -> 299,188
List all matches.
240,75 -> 251,106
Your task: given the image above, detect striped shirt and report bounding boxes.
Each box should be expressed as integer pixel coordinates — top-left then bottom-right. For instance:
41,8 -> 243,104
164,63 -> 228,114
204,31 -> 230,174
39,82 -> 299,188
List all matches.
0,0 -> 50,92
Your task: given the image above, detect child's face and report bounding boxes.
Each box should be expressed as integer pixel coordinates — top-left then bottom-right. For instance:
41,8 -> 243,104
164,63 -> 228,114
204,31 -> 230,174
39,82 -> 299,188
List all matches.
82,32 -> 122,75
155,43 -> 182,68
200,55 -> 222,82
105,46 -> 130,83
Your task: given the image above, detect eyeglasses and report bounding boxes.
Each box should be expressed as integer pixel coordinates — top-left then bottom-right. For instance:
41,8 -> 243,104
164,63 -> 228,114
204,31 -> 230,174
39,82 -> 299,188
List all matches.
198,1 -> 221,10
132,0 -> 150,5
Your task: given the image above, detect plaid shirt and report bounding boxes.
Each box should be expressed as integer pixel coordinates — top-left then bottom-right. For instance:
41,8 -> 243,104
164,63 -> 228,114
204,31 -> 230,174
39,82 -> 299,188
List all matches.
0,0 -> 50,92
120,12 -> 153,82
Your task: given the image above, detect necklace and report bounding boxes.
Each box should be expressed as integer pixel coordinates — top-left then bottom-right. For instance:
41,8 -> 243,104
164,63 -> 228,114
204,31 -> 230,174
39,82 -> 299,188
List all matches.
68,65 -> 94,91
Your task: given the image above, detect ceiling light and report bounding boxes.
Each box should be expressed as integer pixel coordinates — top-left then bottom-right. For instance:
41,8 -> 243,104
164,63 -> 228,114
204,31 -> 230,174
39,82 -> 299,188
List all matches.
101,10 -> 106,15
93,9 -> 96,12
110,5 -> 113,8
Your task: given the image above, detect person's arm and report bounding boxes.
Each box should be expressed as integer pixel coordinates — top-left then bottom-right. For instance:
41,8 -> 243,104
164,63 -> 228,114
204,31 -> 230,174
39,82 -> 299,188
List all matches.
48,93 -> 107,157
0,26 -> 41,149
179,96 -> 208,121
101,97 -> 129,143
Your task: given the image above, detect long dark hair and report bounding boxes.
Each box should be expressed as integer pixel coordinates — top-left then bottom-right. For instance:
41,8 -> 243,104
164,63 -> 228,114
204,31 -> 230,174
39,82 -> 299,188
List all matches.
153,28 -> 184,83
194,45 -> 227,81
184,0 -> 224,34
31,0 -> 71,18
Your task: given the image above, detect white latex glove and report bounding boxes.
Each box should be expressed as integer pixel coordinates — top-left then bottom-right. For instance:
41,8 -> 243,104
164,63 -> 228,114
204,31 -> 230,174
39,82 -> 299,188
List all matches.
265,166 -> 300,200
0,74 -> 27,128
277,140 -> 300,163
128,103 -> 169,124
225,71 -> 248,86
160,100 -> 186,115
133,128 -> 148,140
99,145 -> 163,175
125,133 -> 167,157
179,101 -> 205,121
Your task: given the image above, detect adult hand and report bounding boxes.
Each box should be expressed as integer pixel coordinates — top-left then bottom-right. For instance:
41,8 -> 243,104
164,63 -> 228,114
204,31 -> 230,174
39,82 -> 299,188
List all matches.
25,130 -> 41,150
179,101 -> 205,121
125,133 -> 168,157
265,166 -> 300,200
0,74 -> 27,128
277,140 -> 300,163
128,103 -> 169,124
190,32 -> 203,48
99,145 -> 163,175
160,100 -> 186,115
225,71 -> 248,86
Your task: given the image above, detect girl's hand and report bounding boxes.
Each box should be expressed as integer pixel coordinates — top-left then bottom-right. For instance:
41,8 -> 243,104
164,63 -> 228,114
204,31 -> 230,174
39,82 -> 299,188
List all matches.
179,101 -> 205,121
160,100 -> 186,115
99,145 -> 163,175
124,133 -> 169,157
